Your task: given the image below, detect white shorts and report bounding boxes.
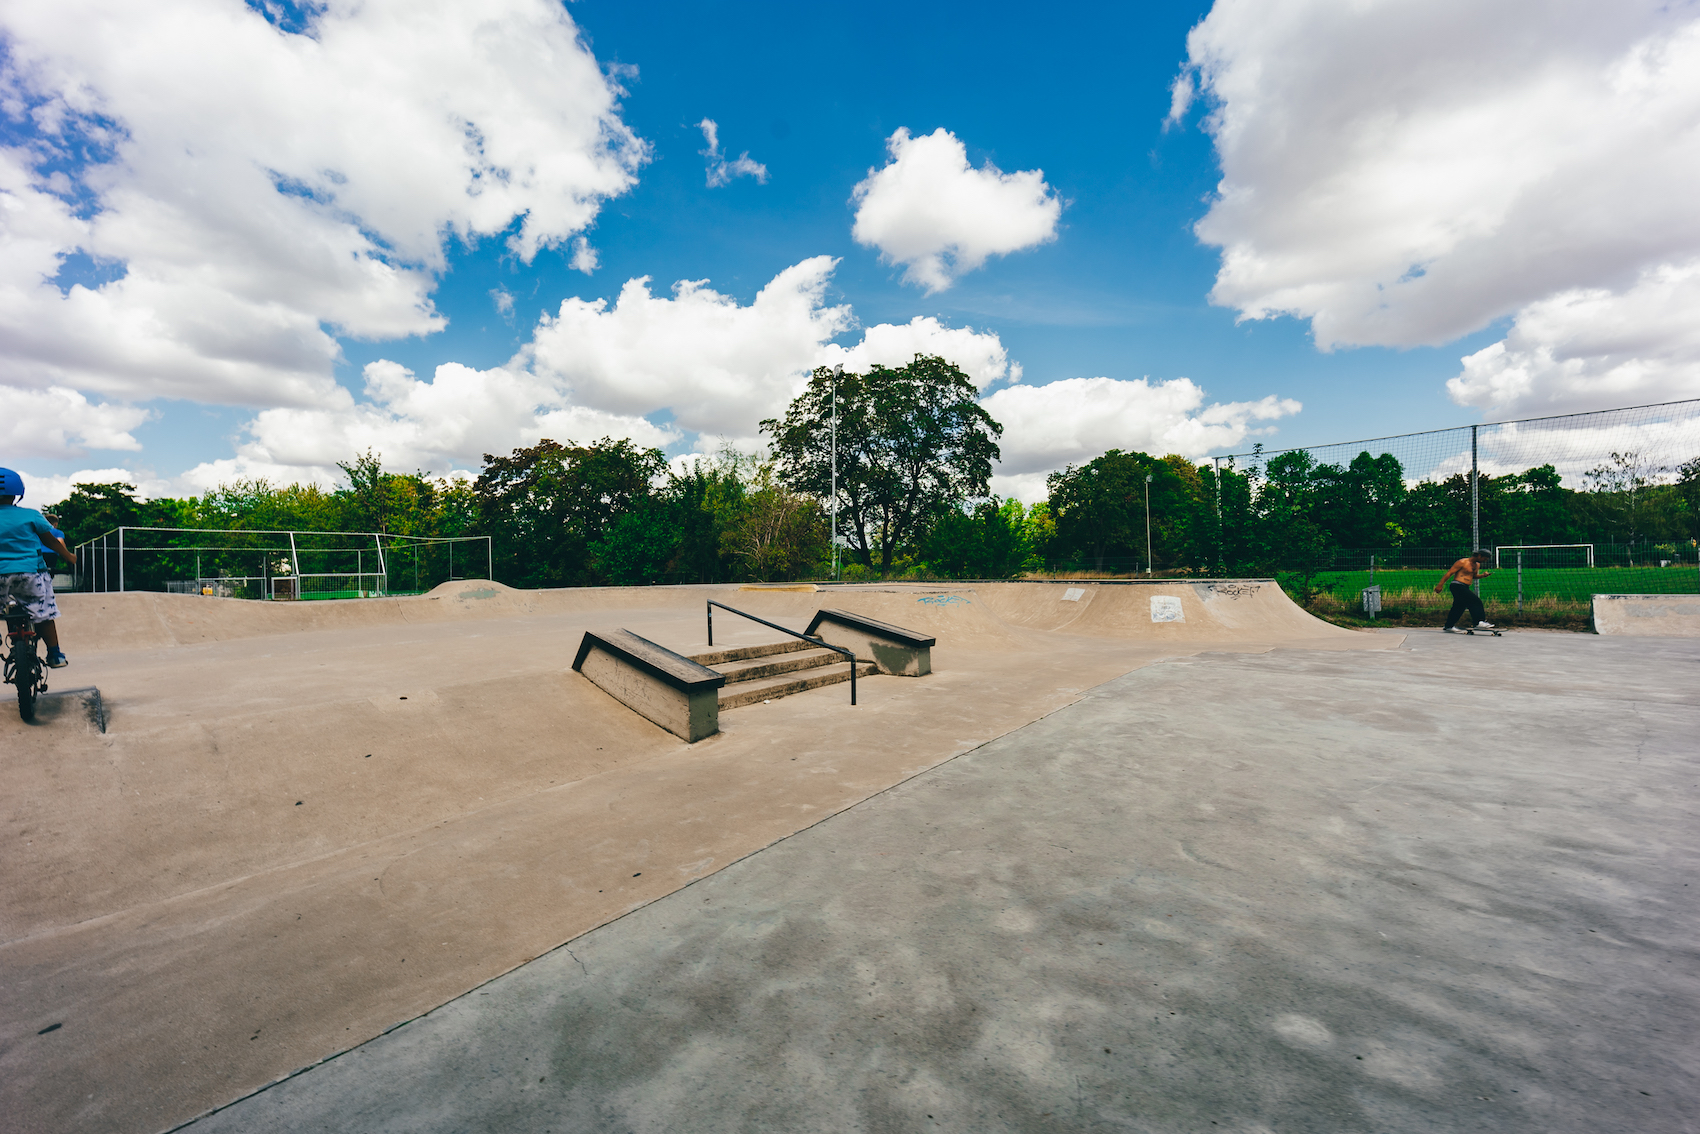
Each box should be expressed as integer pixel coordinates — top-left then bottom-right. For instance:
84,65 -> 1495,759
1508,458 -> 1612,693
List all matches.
1,572 -> 60,624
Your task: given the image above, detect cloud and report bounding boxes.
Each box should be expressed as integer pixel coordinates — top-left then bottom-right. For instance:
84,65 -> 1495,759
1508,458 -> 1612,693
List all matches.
820,316 -> 1019,391
851,128 -> 1061,292
0,386 -> 150,458
1177,0 -> 1700,414
569,236 -> 600,275
9,467 -> 168,509
180,258 -> 1020,487
1448,260 -> 1700,416
697,118 -> 768,187
982,377 -> 1300,502
0,0 -> 646,410
174,359 -> 680,495
523,257 -> 852,439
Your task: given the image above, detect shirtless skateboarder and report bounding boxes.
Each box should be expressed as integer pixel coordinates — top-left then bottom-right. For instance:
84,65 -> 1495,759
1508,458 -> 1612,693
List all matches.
1435,550 -> 1496,633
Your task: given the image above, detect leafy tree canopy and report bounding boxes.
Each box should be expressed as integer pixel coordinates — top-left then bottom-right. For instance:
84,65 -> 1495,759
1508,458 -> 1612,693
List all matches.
762,355 -> 1002,573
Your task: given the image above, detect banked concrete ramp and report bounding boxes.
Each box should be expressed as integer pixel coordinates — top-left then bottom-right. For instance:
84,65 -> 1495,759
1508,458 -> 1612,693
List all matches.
1592,592 -> 1700,636
3,578 -> 1391,1134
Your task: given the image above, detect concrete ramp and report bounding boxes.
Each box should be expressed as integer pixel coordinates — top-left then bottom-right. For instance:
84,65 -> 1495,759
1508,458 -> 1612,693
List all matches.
974,579 -> 1358,643
1592,593 -> 1700,636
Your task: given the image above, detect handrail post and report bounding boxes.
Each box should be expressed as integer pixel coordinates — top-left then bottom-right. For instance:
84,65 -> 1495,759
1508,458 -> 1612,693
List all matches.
706,599 -> 858,706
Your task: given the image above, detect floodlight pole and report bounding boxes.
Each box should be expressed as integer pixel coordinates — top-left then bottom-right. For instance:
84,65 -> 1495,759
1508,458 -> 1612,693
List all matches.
831,363 -> 841,582
1470,424 -> 1481,594
1144,474 -> 1153,576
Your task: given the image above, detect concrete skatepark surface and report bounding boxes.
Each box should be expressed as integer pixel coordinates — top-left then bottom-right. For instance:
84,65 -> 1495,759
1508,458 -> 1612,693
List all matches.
2,582 -> 1693,1132
1591,592 -> 1700,636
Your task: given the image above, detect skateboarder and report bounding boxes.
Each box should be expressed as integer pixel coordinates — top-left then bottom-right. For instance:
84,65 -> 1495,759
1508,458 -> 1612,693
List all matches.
1435,550 -> 1495,634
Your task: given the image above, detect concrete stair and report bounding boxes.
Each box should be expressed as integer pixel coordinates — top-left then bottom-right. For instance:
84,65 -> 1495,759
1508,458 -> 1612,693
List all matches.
687,639 -> 876,710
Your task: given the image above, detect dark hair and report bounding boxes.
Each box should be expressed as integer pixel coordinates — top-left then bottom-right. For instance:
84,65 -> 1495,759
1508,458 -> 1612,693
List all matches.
1473,549 -> 1492,559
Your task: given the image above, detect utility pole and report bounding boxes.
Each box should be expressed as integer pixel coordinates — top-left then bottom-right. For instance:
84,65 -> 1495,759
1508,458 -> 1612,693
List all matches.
831,363 -> 841,582
1145,474 -> 1153,576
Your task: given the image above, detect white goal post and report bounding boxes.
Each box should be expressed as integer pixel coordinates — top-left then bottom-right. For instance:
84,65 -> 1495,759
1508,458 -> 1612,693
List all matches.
1495,544 -> 1595,568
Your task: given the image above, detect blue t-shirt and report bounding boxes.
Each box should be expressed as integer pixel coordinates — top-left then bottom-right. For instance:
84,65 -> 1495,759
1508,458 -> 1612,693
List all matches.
0,505 -> 55,574
38,526 -> 65,573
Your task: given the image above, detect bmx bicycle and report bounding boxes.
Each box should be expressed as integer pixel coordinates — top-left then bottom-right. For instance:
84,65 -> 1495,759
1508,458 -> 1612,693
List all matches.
4,599 -> 48,722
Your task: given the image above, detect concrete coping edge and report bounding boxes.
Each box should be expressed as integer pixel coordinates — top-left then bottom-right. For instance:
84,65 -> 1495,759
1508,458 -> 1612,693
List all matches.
572,629 -> 727,691
805,607 -> 937,648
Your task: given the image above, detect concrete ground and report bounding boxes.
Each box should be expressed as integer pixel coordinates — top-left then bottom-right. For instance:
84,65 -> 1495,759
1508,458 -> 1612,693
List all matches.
3,580 -> 1390,1134
182,629 -> 1699,1134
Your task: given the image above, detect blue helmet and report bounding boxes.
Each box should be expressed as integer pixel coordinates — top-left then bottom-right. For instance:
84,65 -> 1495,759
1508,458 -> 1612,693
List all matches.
0,468 -> 22,500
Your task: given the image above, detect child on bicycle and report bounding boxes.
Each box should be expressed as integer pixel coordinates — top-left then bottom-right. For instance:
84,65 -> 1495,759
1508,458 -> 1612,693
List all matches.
0,469 -> 76,668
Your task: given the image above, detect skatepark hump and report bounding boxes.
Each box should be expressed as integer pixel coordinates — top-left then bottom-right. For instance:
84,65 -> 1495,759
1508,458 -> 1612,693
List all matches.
4,577 -> 1380,1134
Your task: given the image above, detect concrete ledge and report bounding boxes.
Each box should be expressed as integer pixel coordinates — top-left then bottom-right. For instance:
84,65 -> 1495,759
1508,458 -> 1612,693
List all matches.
572,629 -> 725,742
804,608 -> 935,676
1592,593 -> 1700,636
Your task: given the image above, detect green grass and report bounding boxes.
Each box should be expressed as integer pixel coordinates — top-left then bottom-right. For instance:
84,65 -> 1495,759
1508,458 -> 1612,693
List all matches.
1312,565 -> 1699,603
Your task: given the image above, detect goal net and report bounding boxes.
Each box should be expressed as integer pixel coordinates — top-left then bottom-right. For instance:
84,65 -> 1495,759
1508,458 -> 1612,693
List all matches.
1496,544 -> 1595,570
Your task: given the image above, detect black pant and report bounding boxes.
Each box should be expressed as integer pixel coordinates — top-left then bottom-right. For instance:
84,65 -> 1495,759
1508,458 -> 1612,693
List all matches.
1444,582 -> 1485,629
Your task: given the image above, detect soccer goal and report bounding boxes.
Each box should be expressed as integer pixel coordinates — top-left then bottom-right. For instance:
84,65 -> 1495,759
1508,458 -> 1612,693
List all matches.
1495,544 -> 1595,569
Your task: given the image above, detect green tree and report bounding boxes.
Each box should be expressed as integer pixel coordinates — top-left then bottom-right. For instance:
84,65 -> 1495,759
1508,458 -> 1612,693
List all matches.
1201,457 -> 1258,574
1582,451 -> 1672,547
666,449 -> 753,583
1676,455 -> 1700,541
590,502 -> 682,586
1498,464 -> 1578,545
51,482 -> 157,545
475,438 -> 667,587
762,355 -> 1003,573
720,466 -> 831,581
1309,452 -> 1405,548
919,498 -> 1032,579
1047,450 -> 1205,572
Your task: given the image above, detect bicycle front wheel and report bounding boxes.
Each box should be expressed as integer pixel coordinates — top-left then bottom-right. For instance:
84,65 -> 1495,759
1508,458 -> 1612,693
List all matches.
15,665 -> 37,722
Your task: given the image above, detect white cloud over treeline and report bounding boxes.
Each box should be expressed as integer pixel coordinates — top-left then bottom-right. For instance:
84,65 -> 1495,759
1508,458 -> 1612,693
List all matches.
1175,0 -> 1700,417
167,255 -> 1285,505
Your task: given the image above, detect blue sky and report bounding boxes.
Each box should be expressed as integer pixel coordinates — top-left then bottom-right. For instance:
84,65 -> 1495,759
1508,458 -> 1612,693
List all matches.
3,0 -> 1695,502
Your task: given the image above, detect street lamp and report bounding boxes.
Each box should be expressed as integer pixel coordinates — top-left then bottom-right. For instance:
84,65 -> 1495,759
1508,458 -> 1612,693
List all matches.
831,363 -> 841,582
1144,474 -> 1153,576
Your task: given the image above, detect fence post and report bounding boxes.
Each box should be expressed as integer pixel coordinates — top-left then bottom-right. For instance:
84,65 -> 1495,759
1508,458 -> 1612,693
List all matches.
1470,424 -> 1480,595
119,526 -> 125,593
1214,457 -> 1225,577
1517,551 -> 1523,616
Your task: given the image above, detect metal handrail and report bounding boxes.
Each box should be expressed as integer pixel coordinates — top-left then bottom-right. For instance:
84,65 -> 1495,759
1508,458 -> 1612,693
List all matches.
706,600 -> 858,706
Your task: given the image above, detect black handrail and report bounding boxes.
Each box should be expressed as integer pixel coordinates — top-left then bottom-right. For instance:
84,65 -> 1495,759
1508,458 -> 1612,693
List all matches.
707,600 -> 857,706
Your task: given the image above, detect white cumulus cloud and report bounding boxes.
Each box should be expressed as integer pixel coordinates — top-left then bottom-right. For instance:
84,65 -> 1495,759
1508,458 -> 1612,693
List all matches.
14,467 -> 171,509
1176,0 -> 1700,415
1448,261 -> 1700,415
176,359 -> 679,495
821,316 -> 1019,391
0,0 -> 646,411
0,386 -> 150,458
851,127 -> 1061,293
698,118 -> 768,187
983,377 -> 1301,502
179,258 -> 1022,487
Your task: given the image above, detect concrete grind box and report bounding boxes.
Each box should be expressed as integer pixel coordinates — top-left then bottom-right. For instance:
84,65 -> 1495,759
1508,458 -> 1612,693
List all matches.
573,629 -> 725,742
805,608 -> 936,676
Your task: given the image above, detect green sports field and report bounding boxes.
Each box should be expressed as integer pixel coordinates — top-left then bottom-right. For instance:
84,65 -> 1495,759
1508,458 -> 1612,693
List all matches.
1312,565 -> 1700,603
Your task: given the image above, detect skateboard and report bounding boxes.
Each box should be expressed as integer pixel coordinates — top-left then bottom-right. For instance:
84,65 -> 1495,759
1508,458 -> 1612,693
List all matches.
1463,625 -> 1502,636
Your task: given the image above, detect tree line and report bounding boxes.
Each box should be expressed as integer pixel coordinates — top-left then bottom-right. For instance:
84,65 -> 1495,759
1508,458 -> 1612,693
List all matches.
47,355 -> 1700,589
